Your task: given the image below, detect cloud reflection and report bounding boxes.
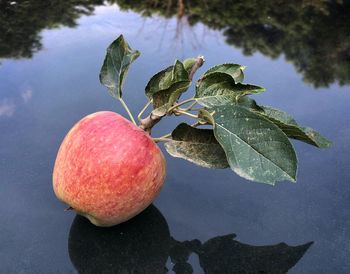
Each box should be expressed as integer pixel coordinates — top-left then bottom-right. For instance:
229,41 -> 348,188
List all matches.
21,89 -> 33,103
0,99 -> 15,117
0,88 -> 33,118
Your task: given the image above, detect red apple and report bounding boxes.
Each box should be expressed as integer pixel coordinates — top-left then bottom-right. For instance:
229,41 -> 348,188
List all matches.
53,111 -> 166,227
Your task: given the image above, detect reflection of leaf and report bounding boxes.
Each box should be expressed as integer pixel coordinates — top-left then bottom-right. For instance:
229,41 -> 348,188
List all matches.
204,63 -> 245,83
169,237 -> 199,273
195,72 -> 265,107
145,60 -> 190,114
164,123 -> 229,169
196,233 -> 313,274
99,35 -> 140,99
212,104 -> 297,184
261,106 -> 331,148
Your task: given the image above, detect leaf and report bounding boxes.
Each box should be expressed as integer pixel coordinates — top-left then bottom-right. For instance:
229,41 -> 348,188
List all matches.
164,123 -> 229,169
152,80 -> 191,114
212,105 -> 297,184
261,106 -> 331,148
198,109 -> 214,125
237,96 -> 264,112
150,105 -> 169,117
145,60 -> 191,114
195,72 -> 265,108
204,63 -> 245,83
183,58 -> 197,73
99,35 -> 140,99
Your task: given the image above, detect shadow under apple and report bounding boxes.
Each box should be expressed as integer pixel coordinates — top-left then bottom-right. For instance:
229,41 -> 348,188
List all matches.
68,205 -> 170,274
68,205 -> 313,274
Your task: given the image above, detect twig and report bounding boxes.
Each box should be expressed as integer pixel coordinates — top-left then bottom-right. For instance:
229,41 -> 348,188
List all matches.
189,56 -> 205,80
139,112 -> 163,133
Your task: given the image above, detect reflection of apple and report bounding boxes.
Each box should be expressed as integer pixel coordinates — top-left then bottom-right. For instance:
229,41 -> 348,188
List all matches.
53,111 -> 166,226
68,205 -> 170,274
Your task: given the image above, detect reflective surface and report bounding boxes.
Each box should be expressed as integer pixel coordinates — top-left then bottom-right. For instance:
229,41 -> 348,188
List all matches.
69,205 -> 312,273
1,1 -> 350,273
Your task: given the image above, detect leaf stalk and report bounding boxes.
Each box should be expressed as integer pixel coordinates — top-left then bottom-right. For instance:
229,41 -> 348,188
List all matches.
173,109 -> 198,119
168,97 -> 196,113
137,100 -> 152,121
119,97 -> 137,125
152,137 -> 172,143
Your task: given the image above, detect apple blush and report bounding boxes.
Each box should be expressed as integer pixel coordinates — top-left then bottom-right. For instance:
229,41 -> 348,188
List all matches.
53,111 -> 166,227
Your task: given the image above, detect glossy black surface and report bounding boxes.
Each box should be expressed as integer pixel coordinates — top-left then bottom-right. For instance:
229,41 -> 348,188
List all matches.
1,1 -> 350,273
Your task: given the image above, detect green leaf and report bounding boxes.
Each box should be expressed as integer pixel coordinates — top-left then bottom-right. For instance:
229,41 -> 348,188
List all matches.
152,81 -> 191,114
99,35 -> 140,99
150,105 -> 169,117
145,60 -> 191,114
212,105 -> 297,184
204,63 -> 245,83
195,72 -> 265,107
261,106 -> 331,148
183,58 -> 197,73
164,123 -> 229,169
198,109 -> 214,125
237,96 -> 264,112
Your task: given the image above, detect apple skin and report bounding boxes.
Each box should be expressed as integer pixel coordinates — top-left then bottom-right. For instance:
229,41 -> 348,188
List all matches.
53,111 -> 166,227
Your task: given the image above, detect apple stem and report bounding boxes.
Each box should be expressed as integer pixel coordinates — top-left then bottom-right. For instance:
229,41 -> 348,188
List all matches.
119,97 -> 137,125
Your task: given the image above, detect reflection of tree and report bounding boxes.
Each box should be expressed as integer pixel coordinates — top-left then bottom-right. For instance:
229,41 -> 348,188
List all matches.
0,0 -> 103,59
2,0 -> 348,87
117,0 -> 350,87
69,205 -> 313,273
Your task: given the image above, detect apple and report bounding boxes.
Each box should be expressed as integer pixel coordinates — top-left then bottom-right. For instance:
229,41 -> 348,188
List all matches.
53,111 -> 166,227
